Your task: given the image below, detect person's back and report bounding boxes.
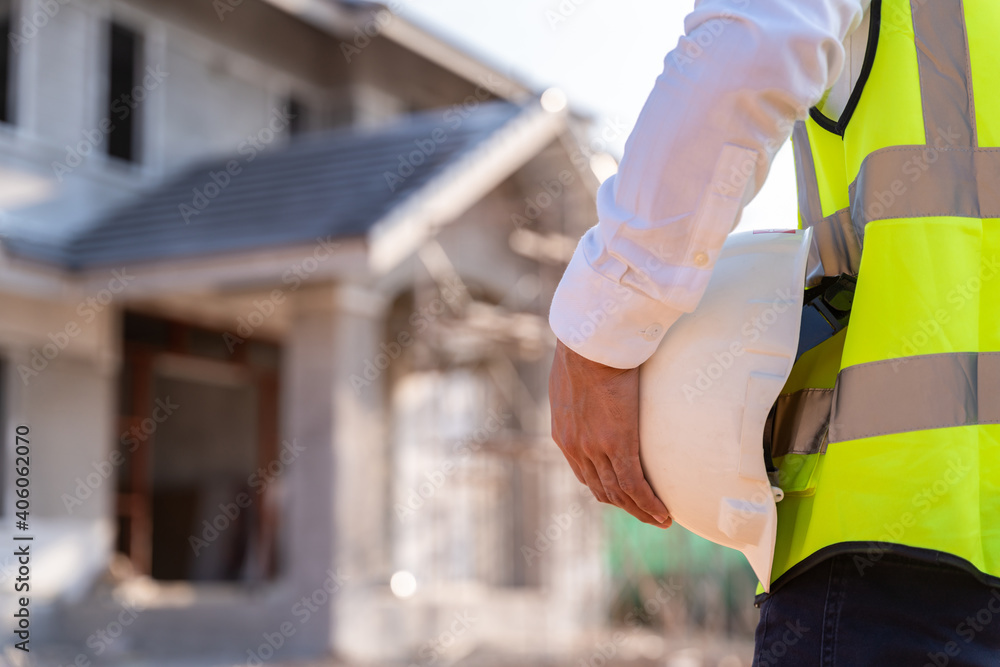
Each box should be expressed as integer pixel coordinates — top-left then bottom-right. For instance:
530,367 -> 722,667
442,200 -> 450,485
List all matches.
548,0 -> 1000,663
770,0 -> 1000,591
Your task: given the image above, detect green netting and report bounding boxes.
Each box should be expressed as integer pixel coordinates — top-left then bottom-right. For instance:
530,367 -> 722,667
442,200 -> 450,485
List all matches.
605,506 -> 753,578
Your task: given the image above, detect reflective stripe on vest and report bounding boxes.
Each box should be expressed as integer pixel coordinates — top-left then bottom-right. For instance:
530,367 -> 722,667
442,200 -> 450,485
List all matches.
831,351 -> 1000,443
770,0 -> 1000,590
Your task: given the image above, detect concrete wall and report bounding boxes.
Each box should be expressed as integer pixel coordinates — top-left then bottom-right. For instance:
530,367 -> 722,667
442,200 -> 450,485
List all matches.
0,0 -> 518,247
10,0 -> 350,168
0,0 -> 354,243
0,284 -> 119,652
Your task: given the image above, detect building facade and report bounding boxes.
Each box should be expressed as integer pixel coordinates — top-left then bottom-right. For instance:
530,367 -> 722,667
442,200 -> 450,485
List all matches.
0,0 -> 613,663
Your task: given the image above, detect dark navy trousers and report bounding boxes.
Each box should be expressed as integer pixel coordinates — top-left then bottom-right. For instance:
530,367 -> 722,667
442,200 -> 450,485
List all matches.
753,553 -> 1000,666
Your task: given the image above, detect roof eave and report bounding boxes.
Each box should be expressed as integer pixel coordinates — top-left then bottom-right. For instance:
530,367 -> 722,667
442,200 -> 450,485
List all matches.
0,235 -> 372,301
375,11 -> 533,101
261,0 -> 532,102
367,99 -> 569,274
258,0 -> 363,37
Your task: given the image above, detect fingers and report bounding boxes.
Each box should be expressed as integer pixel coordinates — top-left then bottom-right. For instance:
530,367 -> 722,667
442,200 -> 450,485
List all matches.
557,430 -> 673,528
548,339 -> 671,528
607,453 -> 671,525
578,457 -> 610,504
563,450 -> 673,529
594,455 -> 671,528
560,449 -> 588,487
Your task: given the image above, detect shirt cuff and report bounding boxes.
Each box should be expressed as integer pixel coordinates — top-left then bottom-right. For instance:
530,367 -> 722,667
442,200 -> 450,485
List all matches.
548,247 -> 686,369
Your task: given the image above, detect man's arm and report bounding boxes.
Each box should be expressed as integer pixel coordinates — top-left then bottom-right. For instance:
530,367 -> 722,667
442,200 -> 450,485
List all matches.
549,0 -> 867,524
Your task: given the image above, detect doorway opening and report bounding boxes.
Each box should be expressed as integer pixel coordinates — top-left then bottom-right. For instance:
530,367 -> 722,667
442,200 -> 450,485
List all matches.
115,311 -> 281,582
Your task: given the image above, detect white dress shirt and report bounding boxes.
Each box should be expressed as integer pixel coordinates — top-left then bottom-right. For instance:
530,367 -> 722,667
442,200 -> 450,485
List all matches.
549,0 -> 871,369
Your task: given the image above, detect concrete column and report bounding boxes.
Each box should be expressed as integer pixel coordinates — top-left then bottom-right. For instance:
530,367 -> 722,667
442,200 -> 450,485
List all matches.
333,286 -> 412,661
331,284 -> 389,575
328,283 -> 394,660
281,283 -> 339,654
281,281 -> 391,657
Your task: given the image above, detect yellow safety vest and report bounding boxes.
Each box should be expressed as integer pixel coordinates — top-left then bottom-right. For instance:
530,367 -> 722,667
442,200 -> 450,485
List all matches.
767,0 -> 1000,592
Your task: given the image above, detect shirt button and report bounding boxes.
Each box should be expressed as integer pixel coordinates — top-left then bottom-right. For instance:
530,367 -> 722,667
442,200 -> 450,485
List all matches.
641,324 -> 663,341
694,251 -> 710,267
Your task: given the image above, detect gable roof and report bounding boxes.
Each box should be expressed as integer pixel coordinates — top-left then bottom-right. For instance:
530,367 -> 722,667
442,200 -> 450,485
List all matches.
3,101 -> 532,271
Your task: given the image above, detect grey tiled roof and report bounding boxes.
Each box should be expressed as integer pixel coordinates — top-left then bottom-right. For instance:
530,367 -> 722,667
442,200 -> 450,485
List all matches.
5,101 -> 523,270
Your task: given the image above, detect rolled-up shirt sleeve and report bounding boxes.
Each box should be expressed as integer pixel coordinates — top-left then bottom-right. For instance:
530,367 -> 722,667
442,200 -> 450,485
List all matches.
549,0 -> 867,369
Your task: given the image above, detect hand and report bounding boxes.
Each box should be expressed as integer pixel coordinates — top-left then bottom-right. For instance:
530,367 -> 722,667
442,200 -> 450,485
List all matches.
548,340 -> 672,527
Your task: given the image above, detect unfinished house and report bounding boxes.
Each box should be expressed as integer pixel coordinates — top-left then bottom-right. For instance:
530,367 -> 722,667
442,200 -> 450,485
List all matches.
0,0 -> 613,663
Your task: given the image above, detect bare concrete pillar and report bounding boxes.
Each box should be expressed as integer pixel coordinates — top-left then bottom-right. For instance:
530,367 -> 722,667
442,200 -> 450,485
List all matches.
328,283 -> 393,660
282,282 -> 390,658
281,283 -> 339,654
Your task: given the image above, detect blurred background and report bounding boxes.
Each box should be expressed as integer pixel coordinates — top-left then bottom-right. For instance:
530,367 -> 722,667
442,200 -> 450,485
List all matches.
0,1 -> 798,665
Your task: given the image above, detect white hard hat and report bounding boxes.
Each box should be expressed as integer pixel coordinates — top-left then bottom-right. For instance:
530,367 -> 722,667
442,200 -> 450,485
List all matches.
638,228 -> 813,591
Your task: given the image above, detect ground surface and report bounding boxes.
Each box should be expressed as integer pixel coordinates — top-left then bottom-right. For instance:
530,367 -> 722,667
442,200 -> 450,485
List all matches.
4,631 -> 755,667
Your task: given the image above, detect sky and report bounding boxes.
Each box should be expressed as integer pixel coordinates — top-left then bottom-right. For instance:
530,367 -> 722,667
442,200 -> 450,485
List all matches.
390,0 -> 799,232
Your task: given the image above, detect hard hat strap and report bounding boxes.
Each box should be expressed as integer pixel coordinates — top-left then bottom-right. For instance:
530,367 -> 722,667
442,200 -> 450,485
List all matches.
763,273 -> 857,478
794,273 -> 856,362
